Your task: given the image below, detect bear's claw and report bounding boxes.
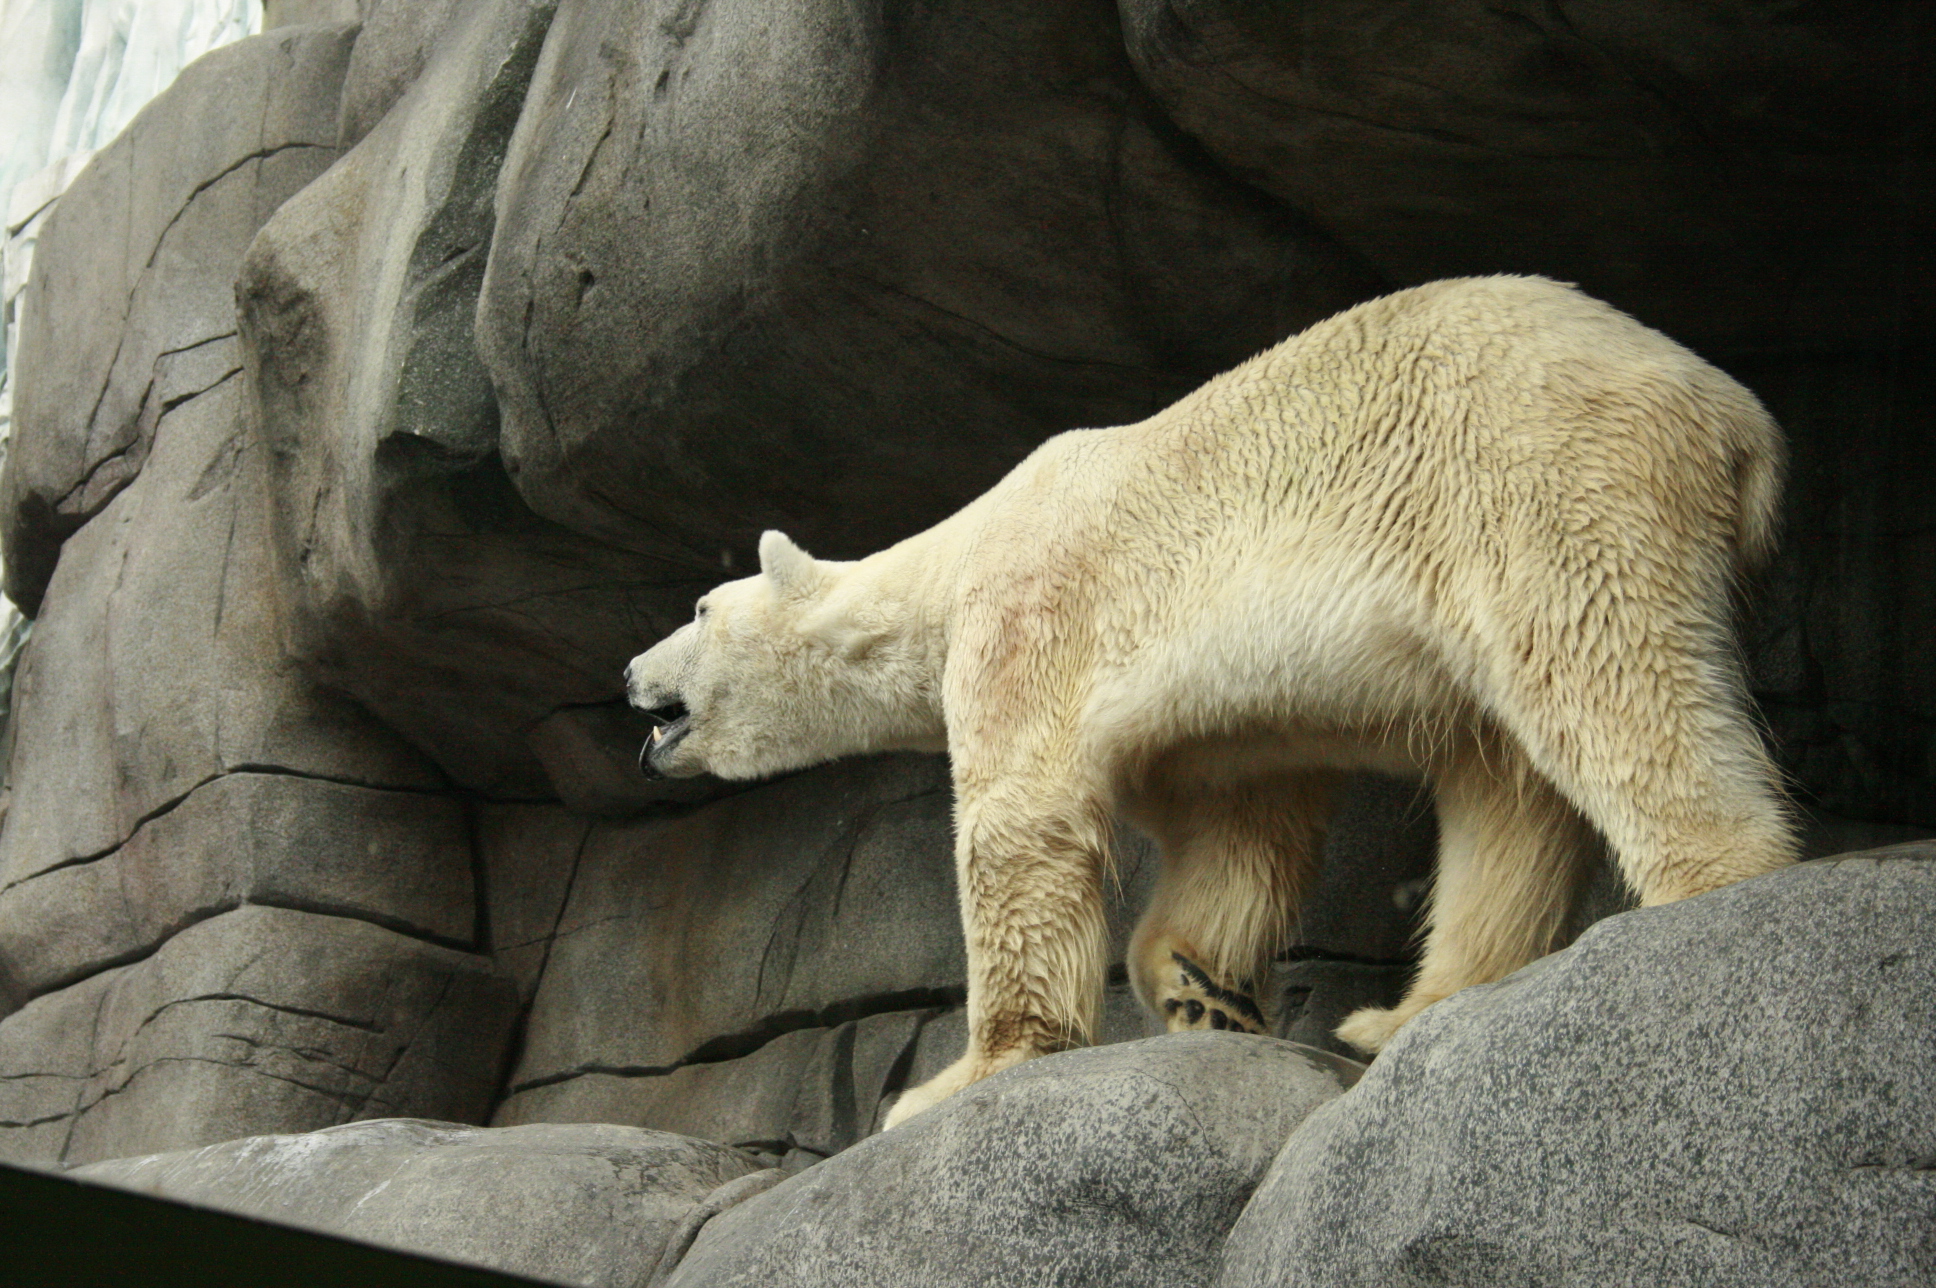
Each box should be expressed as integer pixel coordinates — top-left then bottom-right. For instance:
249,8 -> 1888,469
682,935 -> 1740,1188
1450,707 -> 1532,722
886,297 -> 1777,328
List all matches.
1159,952 -> 1269,1035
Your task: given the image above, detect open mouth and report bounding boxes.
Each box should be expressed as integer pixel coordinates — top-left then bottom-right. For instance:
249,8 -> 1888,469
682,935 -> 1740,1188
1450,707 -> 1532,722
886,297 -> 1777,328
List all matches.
638,702 -> 691,778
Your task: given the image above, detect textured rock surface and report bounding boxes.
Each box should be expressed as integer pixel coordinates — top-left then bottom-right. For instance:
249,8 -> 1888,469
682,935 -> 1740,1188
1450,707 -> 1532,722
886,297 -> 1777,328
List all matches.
1221,849 -> 1936,1288
0,0 -> 1930,1212
1,24 -> 354,611
337,0 -> 475,144
494,756 -> 975,1109
502,981 -> 1164,1164
0,370 -> 450,1010
0,905 -> 515,1167
498,1008 -> 936,1162
236,0 -> 699,798
476,0 -> 1382,562
76,1118 -> 766,1288
0,771 -> 473,1000
665,1034 -> 1359,1288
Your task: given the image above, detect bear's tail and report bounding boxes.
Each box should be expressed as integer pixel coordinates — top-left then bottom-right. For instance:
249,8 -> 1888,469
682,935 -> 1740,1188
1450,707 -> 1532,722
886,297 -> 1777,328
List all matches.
1729,395 -> 1787,576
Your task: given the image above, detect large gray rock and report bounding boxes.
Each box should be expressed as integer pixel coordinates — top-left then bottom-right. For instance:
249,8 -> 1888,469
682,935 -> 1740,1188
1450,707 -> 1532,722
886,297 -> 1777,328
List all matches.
494,755 -> 969,1102
476,0 -> 1382,564
75,1118 -> 767,1288
1118,0 -> 1921,356
0,772 -> 474,999
663,1033 -> 1360,1288
1,24 -> 356,611
0,905 -> 516,1168
1220,848 -> 1936,1288
236,0 -> 695,798
0,370 -> 450,1009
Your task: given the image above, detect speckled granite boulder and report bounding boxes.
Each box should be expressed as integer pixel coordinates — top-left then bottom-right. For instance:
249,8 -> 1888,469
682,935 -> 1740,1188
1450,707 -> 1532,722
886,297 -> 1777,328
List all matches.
663,1033 -> 1360,1288
1220,848 -> 1936,1288
76,1118 -> 768,1288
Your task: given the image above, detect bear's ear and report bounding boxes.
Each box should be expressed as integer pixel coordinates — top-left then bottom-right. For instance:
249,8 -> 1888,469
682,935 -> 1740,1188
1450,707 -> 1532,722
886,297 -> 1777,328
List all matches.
759,529 -> 817,597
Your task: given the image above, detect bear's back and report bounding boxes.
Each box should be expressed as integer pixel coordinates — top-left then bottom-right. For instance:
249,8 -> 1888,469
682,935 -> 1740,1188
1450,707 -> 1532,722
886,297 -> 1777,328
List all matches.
1107,275 -> 1780,560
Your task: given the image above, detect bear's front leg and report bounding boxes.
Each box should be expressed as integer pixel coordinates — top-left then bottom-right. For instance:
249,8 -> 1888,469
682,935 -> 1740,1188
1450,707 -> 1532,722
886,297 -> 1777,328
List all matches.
884,776 -> 1112,1128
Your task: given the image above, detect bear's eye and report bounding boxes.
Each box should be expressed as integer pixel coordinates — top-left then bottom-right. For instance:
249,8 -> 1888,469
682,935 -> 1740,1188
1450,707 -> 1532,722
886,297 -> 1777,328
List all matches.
695,603 -> 710,620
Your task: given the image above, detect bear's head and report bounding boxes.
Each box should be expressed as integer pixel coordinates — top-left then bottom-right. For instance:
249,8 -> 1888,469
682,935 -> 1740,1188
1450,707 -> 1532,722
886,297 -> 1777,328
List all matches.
625,530 -> 946,781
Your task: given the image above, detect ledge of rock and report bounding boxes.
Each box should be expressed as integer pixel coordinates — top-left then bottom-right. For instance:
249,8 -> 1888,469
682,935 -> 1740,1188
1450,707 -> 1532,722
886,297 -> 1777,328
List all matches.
0,905 -> 516,1168
74,1118 -> 767,1288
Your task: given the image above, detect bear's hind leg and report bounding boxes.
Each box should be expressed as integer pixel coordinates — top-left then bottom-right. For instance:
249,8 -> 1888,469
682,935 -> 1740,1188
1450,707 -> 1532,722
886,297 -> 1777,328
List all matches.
1129,771 -> 1342,1038
1538,694 -> 1794,907
1473,563 -> 1798,906
1336,738 -> 1594,1055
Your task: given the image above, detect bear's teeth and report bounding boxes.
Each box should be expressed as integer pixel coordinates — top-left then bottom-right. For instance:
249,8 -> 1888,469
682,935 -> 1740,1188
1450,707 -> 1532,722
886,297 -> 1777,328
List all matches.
649,726 -> 665,746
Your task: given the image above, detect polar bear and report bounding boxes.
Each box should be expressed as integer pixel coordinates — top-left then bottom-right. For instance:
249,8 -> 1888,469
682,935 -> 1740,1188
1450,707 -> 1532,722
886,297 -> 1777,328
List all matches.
626,276 -> 1797,1127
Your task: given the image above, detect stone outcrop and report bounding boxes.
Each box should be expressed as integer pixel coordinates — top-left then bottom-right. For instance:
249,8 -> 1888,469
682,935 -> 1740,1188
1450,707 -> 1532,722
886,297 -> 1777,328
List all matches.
1,24 -> 355,611
1222,849 -> 1936,1288
664,1034 -> 1360,1288
474,0 -> 1383,565
0,356 -> 464,1067
76,1118 -> 765,1288
235,0 -> 647,799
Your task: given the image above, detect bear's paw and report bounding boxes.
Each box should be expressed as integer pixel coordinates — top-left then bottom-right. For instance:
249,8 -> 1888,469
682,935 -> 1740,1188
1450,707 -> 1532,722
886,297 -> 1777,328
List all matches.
1158,952 -> 1269,1036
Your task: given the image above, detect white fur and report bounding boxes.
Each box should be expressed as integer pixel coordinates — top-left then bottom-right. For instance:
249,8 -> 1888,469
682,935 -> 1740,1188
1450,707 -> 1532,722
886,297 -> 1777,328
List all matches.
626,277 -> 1798,1127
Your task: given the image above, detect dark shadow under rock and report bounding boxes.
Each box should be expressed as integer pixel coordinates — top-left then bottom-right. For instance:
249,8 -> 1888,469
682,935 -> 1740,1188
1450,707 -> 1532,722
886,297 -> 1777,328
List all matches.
1118,0 -> 1930,357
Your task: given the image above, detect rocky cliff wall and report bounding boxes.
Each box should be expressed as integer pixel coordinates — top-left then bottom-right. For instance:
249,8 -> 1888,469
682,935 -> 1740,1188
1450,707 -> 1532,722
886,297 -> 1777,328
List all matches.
0,0 -> 1930,1170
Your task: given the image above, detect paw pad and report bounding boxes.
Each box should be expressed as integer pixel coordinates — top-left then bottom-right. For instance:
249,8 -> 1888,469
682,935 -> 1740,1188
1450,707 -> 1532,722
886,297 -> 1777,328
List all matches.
1159,953 -> 1268,1035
